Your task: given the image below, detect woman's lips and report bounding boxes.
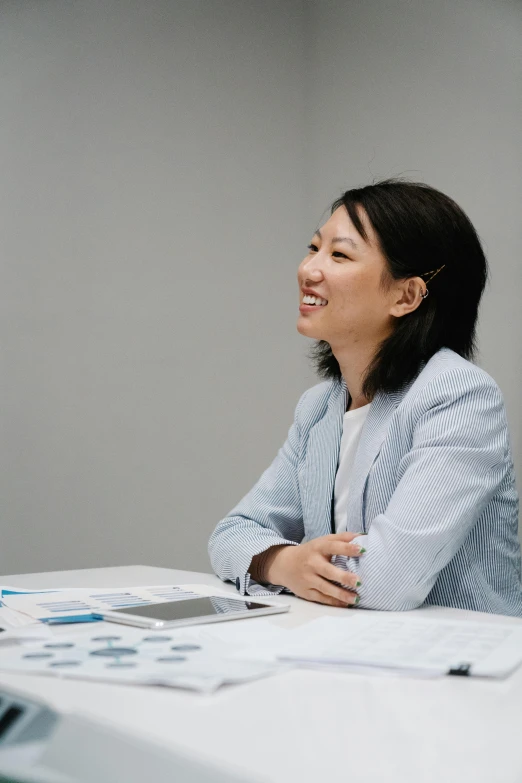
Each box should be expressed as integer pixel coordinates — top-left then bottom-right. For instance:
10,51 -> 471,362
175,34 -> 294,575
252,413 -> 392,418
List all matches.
299,303 -> 327,313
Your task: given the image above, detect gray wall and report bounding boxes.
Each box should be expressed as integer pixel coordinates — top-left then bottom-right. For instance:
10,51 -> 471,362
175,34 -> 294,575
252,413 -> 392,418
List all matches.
1,0 -> 520,576
0,0 -> 311,574
304,0 -> 522,501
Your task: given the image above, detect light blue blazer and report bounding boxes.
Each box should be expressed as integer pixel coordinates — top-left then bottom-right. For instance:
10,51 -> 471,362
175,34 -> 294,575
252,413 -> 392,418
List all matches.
209,348 -> 522,616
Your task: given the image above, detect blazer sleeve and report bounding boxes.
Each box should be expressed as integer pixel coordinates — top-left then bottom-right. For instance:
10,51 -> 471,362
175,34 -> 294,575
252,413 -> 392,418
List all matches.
208,389 -> 308,596
332,367 -> 514,610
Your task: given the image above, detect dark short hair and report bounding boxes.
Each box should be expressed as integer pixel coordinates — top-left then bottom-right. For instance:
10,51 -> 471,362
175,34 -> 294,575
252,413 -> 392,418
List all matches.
308,178 -> 489,399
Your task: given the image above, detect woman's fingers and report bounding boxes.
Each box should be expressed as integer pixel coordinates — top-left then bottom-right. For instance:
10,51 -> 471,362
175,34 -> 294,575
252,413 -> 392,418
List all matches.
307,586 -> 359,608
267,533 -> 366,608
311,576 -> 359,606
307,589 -> 348,608
319,561 -> 361,590
322,540 -> 366,558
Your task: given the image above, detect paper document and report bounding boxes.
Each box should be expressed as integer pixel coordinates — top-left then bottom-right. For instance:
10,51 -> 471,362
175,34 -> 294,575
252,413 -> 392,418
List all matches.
0,605 -> 37,629
0,625 -> 54,647
273,614 -> 522,678
1,584 -> 218,623
0,622 -> 282,693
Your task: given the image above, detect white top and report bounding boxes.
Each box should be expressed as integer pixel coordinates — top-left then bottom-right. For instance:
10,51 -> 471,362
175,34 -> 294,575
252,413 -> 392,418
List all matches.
333,403 -> 370,533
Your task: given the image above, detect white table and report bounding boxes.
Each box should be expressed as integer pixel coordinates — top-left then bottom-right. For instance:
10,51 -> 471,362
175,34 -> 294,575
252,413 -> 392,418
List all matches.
1,565 -> 522,783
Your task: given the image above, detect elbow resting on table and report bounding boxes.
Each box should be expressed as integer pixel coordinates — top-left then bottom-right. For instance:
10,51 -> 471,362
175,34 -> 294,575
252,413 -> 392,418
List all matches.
355,569 -> 433,612
335,553 -> 433,612
357,588 -> 427,612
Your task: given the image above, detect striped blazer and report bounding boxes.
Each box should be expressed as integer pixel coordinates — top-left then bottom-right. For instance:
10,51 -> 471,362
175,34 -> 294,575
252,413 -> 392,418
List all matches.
208,348 -> 522,616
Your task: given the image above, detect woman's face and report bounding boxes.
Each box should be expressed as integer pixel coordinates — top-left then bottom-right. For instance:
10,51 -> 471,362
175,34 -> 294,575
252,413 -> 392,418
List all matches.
297,205 -> 397,348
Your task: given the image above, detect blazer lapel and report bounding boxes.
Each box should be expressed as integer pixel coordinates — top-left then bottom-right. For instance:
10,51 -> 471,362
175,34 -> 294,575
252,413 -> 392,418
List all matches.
303,378 -> 348,539
304,377 -> 411,540
343,386 -> 406,533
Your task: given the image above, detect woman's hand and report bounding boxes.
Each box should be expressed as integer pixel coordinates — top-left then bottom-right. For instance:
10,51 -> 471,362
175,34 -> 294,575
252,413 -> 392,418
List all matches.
262,533 -> 365,607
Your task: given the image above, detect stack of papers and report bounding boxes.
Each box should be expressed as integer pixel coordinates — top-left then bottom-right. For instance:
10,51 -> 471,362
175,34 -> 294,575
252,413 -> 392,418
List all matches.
0,583 -> 288,692
2,581 -> 522,690
268,614 -> 522,679
0,584 -> 210,624
0,622 -> 283,694
0,589 -> 54,646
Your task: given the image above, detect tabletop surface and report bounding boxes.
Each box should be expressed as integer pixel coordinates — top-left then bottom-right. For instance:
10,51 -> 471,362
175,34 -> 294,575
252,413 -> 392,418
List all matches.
1,564 -> 522,783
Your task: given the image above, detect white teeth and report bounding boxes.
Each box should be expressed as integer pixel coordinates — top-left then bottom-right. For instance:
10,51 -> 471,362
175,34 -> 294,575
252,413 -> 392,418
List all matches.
303,294 -> 327,306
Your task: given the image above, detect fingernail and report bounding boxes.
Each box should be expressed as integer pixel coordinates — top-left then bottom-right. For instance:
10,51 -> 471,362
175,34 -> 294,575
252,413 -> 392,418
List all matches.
353,596 -> 360,605
355,580 -> 362,587
357,547 -> 367,555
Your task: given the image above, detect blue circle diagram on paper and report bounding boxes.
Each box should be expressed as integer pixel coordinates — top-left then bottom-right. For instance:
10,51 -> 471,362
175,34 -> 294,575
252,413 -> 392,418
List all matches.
91,636 -> 122,642
23,653 -> 54,659
90,647 -> 138,658
142,636 -> 173,643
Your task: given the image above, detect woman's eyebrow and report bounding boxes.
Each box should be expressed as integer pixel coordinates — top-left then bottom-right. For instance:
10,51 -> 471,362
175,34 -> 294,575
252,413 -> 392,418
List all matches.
313,228 -> 359,251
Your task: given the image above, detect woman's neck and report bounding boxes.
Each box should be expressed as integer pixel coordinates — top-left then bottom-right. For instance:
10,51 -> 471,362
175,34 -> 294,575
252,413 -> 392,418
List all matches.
332,340 -> 377,411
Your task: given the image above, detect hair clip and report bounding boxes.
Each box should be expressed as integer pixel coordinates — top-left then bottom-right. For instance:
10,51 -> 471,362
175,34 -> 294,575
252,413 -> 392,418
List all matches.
420,264 -> 445,299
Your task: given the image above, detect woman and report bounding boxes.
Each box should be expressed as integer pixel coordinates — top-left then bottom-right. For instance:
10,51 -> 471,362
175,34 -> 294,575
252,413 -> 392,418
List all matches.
208,179 -> 522,616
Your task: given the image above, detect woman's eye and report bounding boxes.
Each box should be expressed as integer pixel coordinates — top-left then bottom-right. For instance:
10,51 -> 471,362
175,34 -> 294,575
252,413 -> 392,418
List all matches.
306,244 -> 349,260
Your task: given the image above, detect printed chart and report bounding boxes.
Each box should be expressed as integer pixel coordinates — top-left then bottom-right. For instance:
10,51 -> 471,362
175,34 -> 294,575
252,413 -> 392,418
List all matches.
0,625 -> 279,693
1,585 -> 208,623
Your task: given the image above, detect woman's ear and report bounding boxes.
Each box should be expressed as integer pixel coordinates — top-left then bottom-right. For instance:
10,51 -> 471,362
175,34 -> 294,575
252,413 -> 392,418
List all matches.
389,276 -> 425,318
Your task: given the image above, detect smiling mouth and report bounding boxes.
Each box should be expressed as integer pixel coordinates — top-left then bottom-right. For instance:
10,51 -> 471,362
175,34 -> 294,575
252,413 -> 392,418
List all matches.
301,295 -> 328,306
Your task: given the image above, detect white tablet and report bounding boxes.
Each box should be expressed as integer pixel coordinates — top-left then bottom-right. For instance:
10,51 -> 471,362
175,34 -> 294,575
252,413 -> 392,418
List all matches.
94,596 -> 290,629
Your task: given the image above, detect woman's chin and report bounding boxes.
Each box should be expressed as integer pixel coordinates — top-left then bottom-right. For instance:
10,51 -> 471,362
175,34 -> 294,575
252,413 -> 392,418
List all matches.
296,318 -> 323,339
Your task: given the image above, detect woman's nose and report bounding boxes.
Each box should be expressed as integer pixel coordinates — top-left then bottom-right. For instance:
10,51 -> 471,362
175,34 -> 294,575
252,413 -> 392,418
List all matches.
303,266 -> 324,283
300,256 -> 324,277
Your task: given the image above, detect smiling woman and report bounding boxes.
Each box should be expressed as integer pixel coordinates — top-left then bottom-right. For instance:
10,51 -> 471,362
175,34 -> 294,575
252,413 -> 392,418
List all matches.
208,178 -> 522,617
299,180 -> 486,410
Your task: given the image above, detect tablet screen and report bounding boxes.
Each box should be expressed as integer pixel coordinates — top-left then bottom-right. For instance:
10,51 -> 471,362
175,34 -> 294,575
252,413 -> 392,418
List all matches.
109,597 -> 272,622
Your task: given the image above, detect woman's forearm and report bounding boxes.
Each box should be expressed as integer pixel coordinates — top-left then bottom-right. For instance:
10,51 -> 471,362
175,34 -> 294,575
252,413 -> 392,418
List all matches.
249,545 -> 290,585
